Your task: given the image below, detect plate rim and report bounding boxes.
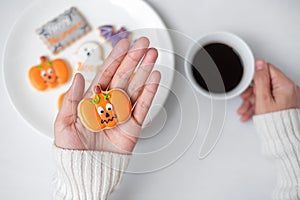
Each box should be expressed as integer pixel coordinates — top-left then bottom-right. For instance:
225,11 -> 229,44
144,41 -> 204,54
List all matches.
2,0 -> 175,139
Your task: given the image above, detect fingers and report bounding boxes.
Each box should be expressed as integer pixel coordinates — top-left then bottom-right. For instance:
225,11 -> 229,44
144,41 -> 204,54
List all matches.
58,73 -> 85,120
83,39 -> 130,98
254,60 -> 274,114
127,48 -> 158,103
241,86 -> 253,100
110,37 -> 150,89
132,71 -> 161,126
239,86 -> 254,122
240,107 -> 255,122
240,59 -> 298,118
238,93 -> 255,120
268,63 -> 295,92
268,63 -> 288,81
238,100 -> 251,115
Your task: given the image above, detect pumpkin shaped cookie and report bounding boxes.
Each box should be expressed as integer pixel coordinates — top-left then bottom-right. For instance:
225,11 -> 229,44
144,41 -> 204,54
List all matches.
28,56 -> 69,91
78,85 -> 132,132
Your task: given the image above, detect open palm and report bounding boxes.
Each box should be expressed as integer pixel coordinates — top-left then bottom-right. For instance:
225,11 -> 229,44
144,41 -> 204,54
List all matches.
54,37 -> 160,154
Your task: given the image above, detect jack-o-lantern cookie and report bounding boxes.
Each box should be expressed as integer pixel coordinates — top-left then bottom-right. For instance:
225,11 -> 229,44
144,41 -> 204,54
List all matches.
78,85 -> 132,132
28,56 -> 69,91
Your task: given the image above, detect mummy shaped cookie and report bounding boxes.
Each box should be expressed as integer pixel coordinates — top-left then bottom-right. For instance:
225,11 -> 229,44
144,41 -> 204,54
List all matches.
28,56 -> 69,91
99,25 -> 131,47
36,7 -> 91,54
73,42 -> 104,89
78,85 -> 132,132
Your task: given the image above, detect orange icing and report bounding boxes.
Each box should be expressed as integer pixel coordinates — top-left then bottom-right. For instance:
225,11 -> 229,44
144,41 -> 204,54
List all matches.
47,22 -> 83,45
77,87 -> 132,132
58,92 -> 66,110
28,56 -> 69,91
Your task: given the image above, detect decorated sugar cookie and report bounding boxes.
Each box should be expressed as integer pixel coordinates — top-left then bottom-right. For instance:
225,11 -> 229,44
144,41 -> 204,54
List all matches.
28,56 -> 69,91
73,42 -> 104,90
36,7 -> 91,54
78,85 -> 132,132
98,25 -> 131,47
58,92 -> 66,110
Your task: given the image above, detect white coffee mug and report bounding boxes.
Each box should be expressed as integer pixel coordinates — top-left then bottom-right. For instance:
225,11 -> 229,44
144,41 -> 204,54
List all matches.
184,32 -> 254,100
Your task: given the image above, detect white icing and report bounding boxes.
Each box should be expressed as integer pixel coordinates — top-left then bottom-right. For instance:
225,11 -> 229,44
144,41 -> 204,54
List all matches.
97,106 -> 104,115
106,103 -> 113,111
40,70 -> 47,77
48,17 -> 72,36
73,42 -> 104,91
48,68 -> 53,74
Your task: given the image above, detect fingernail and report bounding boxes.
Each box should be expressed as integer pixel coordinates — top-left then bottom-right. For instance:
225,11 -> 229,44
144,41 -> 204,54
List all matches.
256,60 -> 265,70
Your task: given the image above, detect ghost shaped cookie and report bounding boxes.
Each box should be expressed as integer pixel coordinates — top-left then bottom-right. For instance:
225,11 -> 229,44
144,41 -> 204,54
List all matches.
73,42 -> 104,90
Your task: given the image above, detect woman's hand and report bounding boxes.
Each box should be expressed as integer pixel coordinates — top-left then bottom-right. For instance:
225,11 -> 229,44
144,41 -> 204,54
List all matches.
238,59 -> 300,122
54,37 -> 161,154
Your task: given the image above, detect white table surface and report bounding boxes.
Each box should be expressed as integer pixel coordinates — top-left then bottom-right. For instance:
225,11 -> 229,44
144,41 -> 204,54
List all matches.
1,0 -> 300,199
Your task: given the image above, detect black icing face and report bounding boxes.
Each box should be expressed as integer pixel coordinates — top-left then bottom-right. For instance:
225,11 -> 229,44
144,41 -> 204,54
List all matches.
78,43 -> 100,61
84,48 -> 92,57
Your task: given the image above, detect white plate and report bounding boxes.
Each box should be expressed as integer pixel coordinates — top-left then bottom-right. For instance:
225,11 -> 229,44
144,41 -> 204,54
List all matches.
3,0 -> 174,138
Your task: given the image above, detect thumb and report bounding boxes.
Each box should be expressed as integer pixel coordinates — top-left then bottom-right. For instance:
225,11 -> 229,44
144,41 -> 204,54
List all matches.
268,63 -> 298,99
268,63 -> 291,86
58,73 -> 85,119
254,60 -> 273,113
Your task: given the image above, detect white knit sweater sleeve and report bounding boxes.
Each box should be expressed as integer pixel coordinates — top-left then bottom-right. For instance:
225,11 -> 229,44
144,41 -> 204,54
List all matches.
52,146 -> 131,200
253,109 -> 300,200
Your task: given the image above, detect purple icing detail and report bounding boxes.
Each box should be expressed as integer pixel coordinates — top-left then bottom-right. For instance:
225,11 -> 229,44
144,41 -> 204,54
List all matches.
99,25 -> 113,38
99,25 -> 131,47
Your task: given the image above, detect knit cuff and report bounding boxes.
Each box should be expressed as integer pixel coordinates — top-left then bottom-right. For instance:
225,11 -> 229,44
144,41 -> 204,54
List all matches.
52,146 -> 131,200
253,109 -> 300,158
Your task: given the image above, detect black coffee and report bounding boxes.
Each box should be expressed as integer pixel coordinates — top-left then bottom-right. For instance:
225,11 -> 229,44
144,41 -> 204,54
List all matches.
191,43 -> 243,93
